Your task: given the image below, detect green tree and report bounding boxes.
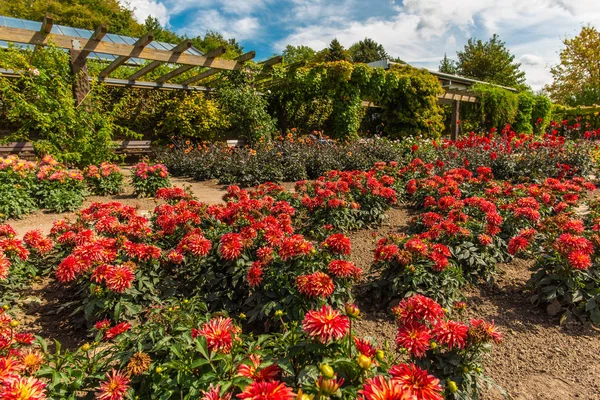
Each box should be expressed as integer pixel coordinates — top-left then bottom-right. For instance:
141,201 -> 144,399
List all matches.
282,45 -> 316,64
455,34 -> 526,88
438,53 -> 457,75
349,37 -> 389,63
325,38 -> 350,62
0,0 -> 144,36
545,26 -> 600,106
142,16 -> 181,44
192,31 -> 244,59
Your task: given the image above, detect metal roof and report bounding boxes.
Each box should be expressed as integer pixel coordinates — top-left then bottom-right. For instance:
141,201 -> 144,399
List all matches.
367,59 -> 517,92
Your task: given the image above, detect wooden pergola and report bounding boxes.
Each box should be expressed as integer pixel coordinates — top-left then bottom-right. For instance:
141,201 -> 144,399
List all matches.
0,15 -> 281,104
368,60 -> 517,139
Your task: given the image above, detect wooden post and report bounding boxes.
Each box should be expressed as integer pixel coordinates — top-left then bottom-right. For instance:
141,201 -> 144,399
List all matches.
451,99 -> 460,140
70,49 -> 90,106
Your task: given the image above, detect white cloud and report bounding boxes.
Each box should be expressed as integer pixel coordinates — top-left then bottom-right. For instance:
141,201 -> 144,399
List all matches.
120,0 -> 169,25
182,9 -> 261,40
274,0 -> 600,90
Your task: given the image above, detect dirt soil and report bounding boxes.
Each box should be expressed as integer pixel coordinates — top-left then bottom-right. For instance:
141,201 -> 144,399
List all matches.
7,182 -> 600,399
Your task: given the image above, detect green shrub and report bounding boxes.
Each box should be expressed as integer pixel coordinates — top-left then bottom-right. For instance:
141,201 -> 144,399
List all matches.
0,45 -> 137,165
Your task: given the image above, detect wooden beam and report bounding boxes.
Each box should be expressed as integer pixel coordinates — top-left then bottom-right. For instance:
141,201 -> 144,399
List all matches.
155,46 -> 226,83
33,14 -> 53,53
71,24 -> 107,71
204,46 -> 227,59
0,26 -> 239,70
260,55 -> 283,67
128,39 -> 193,80
98,33 -> 154,78
451,99 -> 460,140
181,50 -> 255,86
97,76 -> 213,91
41,14 -> 53,34
79,24 -> 107,58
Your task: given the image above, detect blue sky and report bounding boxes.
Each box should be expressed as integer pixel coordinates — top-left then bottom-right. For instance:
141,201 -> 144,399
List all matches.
122,0 -> 600,90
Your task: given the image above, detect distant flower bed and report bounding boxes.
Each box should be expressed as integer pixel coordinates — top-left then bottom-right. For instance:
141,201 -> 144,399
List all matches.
0,156 -> 172,221
156,135 -> 414,187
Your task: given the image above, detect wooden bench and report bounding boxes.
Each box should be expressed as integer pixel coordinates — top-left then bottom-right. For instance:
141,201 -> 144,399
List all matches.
0,142 -> 35,155
0,140 -> 153,156
226,139 -> 246,147
114,140 -> 152,154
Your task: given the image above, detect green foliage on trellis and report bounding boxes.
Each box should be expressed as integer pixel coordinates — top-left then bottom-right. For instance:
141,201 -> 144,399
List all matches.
267,61 -> 445,139
376,64 -> 445,138
514,91 -> 535,133
0,46 -> 136,165
552,104 -> 600,128
463,85 -> 552,134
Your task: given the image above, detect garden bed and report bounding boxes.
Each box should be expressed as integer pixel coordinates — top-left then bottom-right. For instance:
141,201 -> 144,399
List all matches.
6,195 -> 600,399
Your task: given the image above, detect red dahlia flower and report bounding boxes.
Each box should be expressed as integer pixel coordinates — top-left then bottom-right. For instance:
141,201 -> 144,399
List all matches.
201,385 -> 232,400
389,363 -> 443,400
469,319 -> 503,344
328,260 -> 362,279
219,233 -> 244,260
354,337 -> 377,358
104,322 -> 131,340
1,375 -> 47,400
431,320 -> 468,350
96,369 -> 130,400
395,322 -> 431,358
105,265 -> 135,293
359,375 -> 411,400
247,261 -> 264,287
236,381 -> 295,400
194,317 -> 241,354
278,234 -> 313,260
567,251 -> 592,270
322,234 -> 352,255
295,271 -> 334,298
392,295 -> 444,325
375,244 -> 399,262
302,305 -> 350,344
237,354 -> 280,382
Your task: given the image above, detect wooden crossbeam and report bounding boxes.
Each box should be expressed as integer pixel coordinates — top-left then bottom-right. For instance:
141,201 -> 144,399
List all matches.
71,24 -> 107,71
33,14 -> 53,53
41,14 -> 53,34
155,46 -> 226,84
181,50 -> 255,86
0,25 -> 239,70
128,39 -> 193,80
260,55 -> 283,67
79,24 -> 107,59
98,33 -> 153,78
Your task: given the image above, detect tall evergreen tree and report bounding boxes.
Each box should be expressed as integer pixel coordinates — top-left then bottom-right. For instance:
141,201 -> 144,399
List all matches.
455,34 -> 526,87
325,38 -> 350,62
349,37 -> 389,63
438,53 -> 457,75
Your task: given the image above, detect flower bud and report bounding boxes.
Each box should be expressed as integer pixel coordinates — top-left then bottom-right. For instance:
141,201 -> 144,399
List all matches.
2,305 -> 9,310
274,310 -> 284,318
430,341 -> 438,350
9,320 -> 18,328
155,367 -> 164,374
344,303 -> 360,318
357,354 -> 372,369
319,364 -> 335,379
375,350 -> 385,362
447,380 -> 458,393
81,343 -> 91,352
239,313 -> 247,320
